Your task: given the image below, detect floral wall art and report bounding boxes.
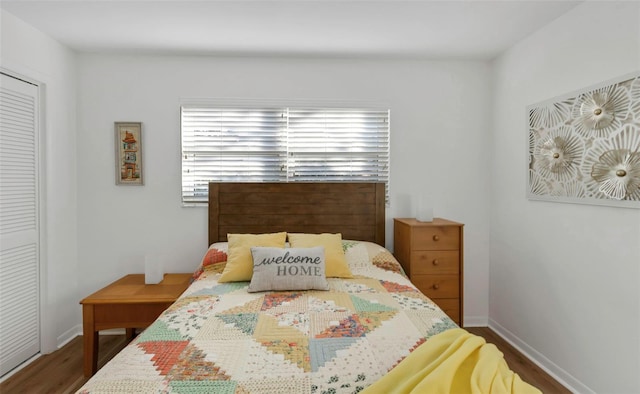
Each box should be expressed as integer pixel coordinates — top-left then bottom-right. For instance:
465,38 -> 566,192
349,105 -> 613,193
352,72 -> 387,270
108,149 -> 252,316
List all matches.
528,73 -> 640,208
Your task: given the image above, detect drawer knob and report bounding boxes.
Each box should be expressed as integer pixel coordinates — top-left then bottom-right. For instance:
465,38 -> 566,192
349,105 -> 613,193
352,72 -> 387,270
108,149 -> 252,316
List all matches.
433,235 -> 440,241
433,284 -> 440,290
432,259 -> 439,265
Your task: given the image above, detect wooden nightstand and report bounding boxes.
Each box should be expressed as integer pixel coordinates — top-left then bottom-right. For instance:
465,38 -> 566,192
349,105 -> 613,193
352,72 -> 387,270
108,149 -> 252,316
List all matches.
393,218 -> 464,326
80,273 -> 192,377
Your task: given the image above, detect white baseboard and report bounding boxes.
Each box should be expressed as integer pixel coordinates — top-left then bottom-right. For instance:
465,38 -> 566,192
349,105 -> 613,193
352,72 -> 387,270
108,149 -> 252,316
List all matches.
100,328 -> 126,335
462,315 -> 488,327
3,325 -> 82,382
0,353 -> 41,383
56,325 -> 81,349
488,318 -> 592,394
55,326 -> 126,349
4,327 -> 131,383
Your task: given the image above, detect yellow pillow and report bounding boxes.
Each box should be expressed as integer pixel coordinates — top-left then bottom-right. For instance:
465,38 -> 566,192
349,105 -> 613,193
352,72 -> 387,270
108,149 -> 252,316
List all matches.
287,233 -> 353,278
218,232 -> 287,282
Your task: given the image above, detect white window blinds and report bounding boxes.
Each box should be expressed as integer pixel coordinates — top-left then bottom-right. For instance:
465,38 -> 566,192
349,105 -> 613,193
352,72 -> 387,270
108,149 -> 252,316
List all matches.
181,105 -> 390,204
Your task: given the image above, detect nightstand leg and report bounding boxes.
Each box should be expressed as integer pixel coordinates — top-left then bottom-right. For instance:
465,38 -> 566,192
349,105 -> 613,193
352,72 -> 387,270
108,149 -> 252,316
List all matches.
82,304 -> 98,377
126,328 -> 136,340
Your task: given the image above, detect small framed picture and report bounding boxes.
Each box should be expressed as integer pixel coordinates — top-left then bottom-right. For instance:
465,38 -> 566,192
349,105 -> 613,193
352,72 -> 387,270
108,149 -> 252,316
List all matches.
115,122 -> 143,185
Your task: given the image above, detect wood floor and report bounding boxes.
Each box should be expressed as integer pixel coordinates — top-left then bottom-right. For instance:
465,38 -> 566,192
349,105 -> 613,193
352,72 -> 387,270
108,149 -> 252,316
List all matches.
0,335 -> 129,394
467,327 -> 571,393
0,327 -> 571,393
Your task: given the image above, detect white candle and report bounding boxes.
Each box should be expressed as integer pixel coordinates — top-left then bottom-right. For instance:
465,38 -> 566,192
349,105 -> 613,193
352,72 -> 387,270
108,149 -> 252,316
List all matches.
144,254 -> 164,284
416,195 -> 433,222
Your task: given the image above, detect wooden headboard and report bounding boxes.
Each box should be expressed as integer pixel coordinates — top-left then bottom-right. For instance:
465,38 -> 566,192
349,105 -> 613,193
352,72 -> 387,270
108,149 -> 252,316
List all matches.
208,182 -> 385,246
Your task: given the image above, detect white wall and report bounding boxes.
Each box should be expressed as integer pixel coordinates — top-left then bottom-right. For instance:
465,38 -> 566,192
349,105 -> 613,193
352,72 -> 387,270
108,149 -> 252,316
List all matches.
490,2 -> 640,393
0,10 -> 78,352
75,55 -> 492,324
5,2 -> 637,391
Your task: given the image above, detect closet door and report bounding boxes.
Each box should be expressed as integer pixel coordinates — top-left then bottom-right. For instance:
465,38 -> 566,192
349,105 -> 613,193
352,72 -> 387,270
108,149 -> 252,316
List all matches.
0,73 -> 40,377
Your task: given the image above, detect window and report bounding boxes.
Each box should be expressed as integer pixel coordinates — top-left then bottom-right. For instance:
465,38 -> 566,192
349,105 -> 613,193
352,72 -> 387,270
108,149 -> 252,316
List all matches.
181,105 -> 390,204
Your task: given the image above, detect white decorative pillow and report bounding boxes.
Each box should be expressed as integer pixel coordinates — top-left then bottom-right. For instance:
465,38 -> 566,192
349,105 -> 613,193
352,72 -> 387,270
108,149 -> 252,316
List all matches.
343,241 -> 371,272
248,246 -> 329,293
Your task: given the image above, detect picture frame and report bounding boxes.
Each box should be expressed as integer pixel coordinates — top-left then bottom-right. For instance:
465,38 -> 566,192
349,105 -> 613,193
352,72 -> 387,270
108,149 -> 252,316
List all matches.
527,72 -> 640,208
115,122 -> 143,185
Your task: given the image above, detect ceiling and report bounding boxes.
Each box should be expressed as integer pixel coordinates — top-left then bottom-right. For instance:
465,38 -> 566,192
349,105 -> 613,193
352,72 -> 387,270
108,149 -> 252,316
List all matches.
1,0 -> 582,59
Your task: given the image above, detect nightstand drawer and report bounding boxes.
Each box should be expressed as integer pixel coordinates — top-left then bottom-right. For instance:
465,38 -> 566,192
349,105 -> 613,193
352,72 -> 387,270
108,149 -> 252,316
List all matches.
412,275 -> 459,298
411,227 -> 459,250
432,298 -> 460,323
411,251 -> 459,274
93,303 -> 173,330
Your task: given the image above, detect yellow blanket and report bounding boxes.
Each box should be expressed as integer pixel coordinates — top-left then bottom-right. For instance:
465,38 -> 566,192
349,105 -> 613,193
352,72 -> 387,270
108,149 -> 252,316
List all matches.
363,328 -> 542,394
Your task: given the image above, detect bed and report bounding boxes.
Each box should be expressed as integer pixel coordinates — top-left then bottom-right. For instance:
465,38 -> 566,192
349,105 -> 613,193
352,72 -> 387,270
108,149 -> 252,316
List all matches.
78,182 -> 537,394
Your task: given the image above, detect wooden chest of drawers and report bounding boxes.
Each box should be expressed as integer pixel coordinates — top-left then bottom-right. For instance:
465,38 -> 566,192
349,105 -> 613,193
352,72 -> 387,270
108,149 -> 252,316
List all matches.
393,218 -> 464,326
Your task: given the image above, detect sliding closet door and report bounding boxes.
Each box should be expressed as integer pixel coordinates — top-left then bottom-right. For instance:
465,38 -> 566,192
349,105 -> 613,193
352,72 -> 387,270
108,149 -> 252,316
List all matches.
0,73 -> 40,377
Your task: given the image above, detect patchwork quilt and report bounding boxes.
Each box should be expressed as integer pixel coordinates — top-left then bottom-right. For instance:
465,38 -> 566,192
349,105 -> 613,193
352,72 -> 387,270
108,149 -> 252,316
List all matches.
78,241 -> 457,394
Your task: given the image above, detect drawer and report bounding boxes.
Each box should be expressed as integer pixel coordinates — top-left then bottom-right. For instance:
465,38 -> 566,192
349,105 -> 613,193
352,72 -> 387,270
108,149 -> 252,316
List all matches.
431,298 -> 460,324
412,275 -> 459,298
411,227 -> 459,250
411,251 -> 459,275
